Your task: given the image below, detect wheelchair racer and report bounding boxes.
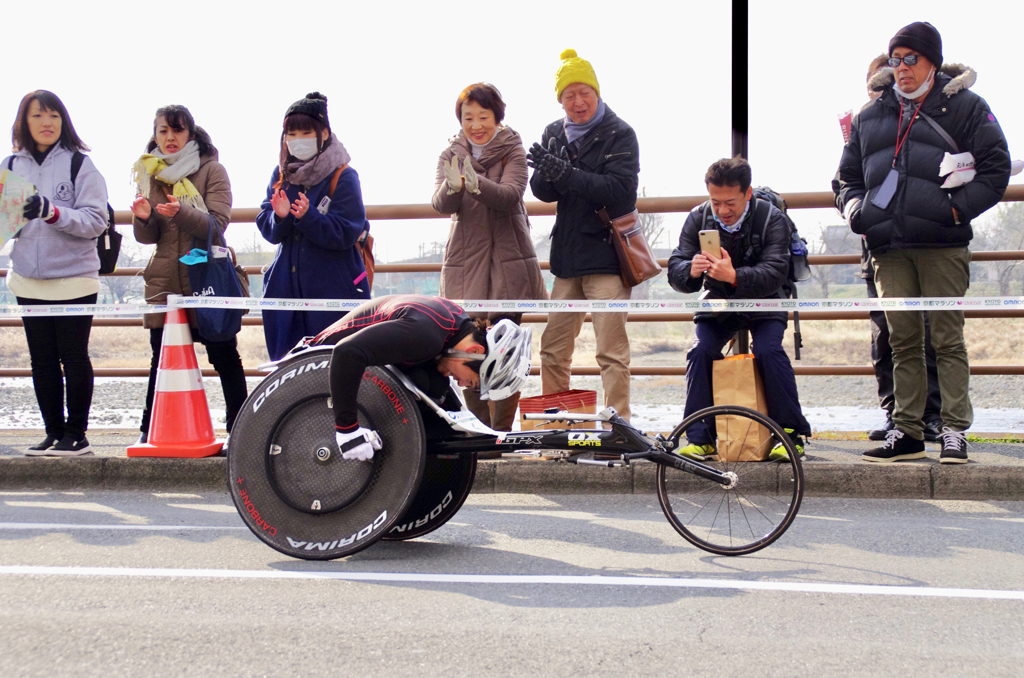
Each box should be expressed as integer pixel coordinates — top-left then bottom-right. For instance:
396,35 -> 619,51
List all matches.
308,294 -> 532,461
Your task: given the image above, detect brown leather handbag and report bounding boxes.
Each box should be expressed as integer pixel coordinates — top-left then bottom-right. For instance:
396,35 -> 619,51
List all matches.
597,208 -> 662,287
330,165 -> 376,290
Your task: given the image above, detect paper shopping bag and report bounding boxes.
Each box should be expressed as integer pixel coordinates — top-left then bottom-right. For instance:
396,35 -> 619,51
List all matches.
712,354 -> 772,461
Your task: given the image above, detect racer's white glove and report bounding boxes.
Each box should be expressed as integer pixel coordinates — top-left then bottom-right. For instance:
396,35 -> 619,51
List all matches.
462,156 -> 481,195
336,427 -> 382,461
443,155 -> 463,195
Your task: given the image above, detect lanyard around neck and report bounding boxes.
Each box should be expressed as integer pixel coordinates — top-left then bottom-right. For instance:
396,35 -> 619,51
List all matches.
893,101 -> 922,168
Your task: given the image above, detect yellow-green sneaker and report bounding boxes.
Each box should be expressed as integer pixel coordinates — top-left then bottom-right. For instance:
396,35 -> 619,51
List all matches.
678,443 -> 715,460
769,428 -> 804,461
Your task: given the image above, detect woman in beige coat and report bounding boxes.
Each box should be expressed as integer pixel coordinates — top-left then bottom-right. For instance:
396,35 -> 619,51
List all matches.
432,83 -> 546,432
130,105 -> 247,445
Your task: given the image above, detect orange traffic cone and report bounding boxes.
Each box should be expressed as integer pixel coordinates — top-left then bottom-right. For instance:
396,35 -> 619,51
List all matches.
127,309 -> 223,458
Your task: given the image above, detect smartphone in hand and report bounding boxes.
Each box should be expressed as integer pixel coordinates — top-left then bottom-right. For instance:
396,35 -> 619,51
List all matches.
698,229 -> 721,259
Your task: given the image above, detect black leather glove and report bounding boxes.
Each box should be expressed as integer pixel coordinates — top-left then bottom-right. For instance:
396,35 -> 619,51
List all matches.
24,195 -> 57,222
525,142 -> 549,170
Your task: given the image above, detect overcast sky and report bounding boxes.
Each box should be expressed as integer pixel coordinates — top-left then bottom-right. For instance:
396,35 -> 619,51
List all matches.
3,0 -> 1020,263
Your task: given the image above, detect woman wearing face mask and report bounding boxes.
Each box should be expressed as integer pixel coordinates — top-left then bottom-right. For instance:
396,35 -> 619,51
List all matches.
256,92 -> 371,361
130,105 -> 247,445
5,91 -> 109,456
431,83 -> 545,432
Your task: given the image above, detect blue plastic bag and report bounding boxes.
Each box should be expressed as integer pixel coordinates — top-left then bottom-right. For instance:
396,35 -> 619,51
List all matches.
184,217 -> 244,342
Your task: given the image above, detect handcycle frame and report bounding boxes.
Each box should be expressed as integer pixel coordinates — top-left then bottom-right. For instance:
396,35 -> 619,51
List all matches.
387,365 -> 744,489
229,348 -> 803,560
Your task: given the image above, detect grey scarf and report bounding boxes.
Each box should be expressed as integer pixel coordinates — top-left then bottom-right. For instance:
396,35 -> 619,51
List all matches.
284,134 -> 352,187
563,99 -> 607,147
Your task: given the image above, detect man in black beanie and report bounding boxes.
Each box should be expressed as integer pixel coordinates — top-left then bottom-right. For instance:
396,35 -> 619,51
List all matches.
836,22 -> 1011,464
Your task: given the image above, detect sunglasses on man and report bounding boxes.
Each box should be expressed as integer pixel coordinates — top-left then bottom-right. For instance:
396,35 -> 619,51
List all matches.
888,54 -> 925,67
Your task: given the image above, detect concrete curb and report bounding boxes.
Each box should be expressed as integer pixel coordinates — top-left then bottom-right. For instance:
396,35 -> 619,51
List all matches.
2,457 -> 1024,500
0,457 -> 228,492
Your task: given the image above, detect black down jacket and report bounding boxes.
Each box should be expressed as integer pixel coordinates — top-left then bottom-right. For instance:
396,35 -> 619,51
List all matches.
836,69 -> 1010,253
530,106 -> 640,279
667,199 -> 790,324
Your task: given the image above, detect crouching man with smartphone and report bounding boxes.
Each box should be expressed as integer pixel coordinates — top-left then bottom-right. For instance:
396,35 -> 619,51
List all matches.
667,157 -> 811,460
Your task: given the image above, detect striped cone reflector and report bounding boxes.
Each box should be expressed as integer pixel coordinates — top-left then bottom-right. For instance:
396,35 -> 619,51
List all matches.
127,309 -> 223,458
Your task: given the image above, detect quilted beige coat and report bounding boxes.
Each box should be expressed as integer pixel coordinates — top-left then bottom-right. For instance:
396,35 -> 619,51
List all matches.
432,127 -> 546,316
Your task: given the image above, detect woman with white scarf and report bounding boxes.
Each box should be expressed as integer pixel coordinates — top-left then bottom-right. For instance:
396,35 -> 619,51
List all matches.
257,92 -> 371,360
130,105 -> 247,446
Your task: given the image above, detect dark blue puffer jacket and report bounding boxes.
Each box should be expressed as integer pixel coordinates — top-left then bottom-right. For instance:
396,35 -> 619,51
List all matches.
837,69 -> 1010,253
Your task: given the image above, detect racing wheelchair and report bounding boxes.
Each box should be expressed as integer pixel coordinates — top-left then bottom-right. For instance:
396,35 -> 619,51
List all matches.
227,346 -> 804,561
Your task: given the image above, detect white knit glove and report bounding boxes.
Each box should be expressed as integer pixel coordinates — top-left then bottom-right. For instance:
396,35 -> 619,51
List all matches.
443,156 -> 463,195
463,157 -> 481,195
336,427 -> 382,461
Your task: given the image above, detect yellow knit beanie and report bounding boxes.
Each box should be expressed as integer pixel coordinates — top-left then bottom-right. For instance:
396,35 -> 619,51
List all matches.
555,49 -> 600,102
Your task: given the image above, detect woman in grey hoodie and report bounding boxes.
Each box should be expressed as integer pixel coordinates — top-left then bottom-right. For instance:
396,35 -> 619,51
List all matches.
5,91 -> 109,456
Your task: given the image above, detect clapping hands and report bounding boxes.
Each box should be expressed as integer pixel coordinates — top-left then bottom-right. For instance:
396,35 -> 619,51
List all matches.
443,155 -> 481,195
526,138 -> 571,183
270,189 -> 310,219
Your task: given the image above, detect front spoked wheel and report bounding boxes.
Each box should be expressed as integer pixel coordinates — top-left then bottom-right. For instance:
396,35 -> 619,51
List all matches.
656,405 -> 803,556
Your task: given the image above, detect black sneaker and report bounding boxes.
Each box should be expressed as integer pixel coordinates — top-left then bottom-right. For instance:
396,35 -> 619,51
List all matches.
48,436 -> 92,457
24,435 -> 61,455
867,417 -> 895,441
923,420 -> 943,443
939,427 -> 968,464
862,429 -> 925,463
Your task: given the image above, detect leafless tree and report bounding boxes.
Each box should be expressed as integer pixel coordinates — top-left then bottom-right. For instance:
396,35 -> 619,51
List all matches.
637,187 -> 665,248
103,240 -> 149,302
805,223 -> 862,298
974,202 -> 1024,295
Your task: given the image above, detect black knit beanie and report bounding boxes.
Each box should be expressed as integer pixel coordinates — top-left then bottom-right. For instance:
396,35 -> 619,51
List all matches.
285,92 -> 330,130
889,22 -> 942,69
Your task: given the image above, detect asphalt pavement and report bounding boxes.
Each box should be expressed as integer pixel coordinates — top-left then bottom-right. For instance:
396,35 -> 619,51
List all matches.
2,429 -> 1024,500
2,491 -> 1024,677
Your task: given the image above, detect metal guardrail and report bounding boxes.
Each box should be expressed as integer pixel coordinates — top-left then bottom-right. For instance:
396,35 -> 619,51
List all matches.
2,188 -> 1023,378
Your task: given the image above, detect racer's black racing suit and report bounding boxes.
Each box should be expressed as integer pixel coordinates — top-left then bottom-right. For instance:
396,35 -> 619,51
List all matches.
310,295 -> 477,433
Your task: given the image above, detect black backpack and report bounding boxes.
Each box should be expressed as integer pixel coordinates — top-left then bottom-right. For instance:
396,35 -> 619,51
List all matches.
7,152 -> 120,274
750,187 -> 810,284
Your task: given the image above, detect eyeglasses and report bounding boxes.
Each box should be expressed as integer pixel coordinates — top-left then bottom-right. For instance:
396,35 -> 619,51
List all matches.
888,54 -> 922,68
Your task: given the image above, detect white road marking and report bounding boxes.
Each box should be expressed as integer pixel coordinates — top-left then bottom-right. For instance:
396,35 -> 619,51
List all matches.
0,523 -> 245,531
166,504 -> 238,514
0,565 -> 1022,601
3,502 -> 149,524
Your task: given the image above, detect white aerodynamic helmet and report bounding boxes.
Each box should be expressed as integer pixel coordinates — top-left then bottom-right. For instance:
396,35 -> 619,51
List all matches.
478,319 -> 532,401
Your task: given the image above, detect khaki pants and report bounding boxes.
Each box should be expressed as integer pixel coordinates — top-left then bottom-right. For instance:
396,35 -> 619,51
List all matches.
462,388 -> 520,432
540,274 -> 631,421
872,247 -> 972,438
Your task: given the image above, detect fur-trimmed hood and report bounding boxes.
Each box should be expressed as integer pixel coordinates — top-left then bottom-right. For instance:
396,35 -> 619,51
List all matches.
869,63 -> 976,98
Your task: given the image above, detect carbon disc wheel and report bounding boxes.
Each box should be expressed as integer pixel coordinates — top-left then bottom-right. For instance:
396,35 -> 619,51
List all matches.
656,405 -> 803,556
228,349 -> 426,560
381,451 -> 477,541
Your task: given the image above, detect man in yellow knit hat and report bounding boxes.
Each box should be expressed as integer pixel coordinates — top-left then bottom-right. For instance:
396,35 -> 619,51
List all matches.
528,49 -> 640,422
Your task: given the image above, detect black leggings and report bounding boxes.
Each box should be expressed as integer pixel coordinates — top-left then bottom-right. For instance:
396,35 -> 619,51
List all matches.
18,294 -> 97,440
326,318 -> 444,431
141,326 -> 248,433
